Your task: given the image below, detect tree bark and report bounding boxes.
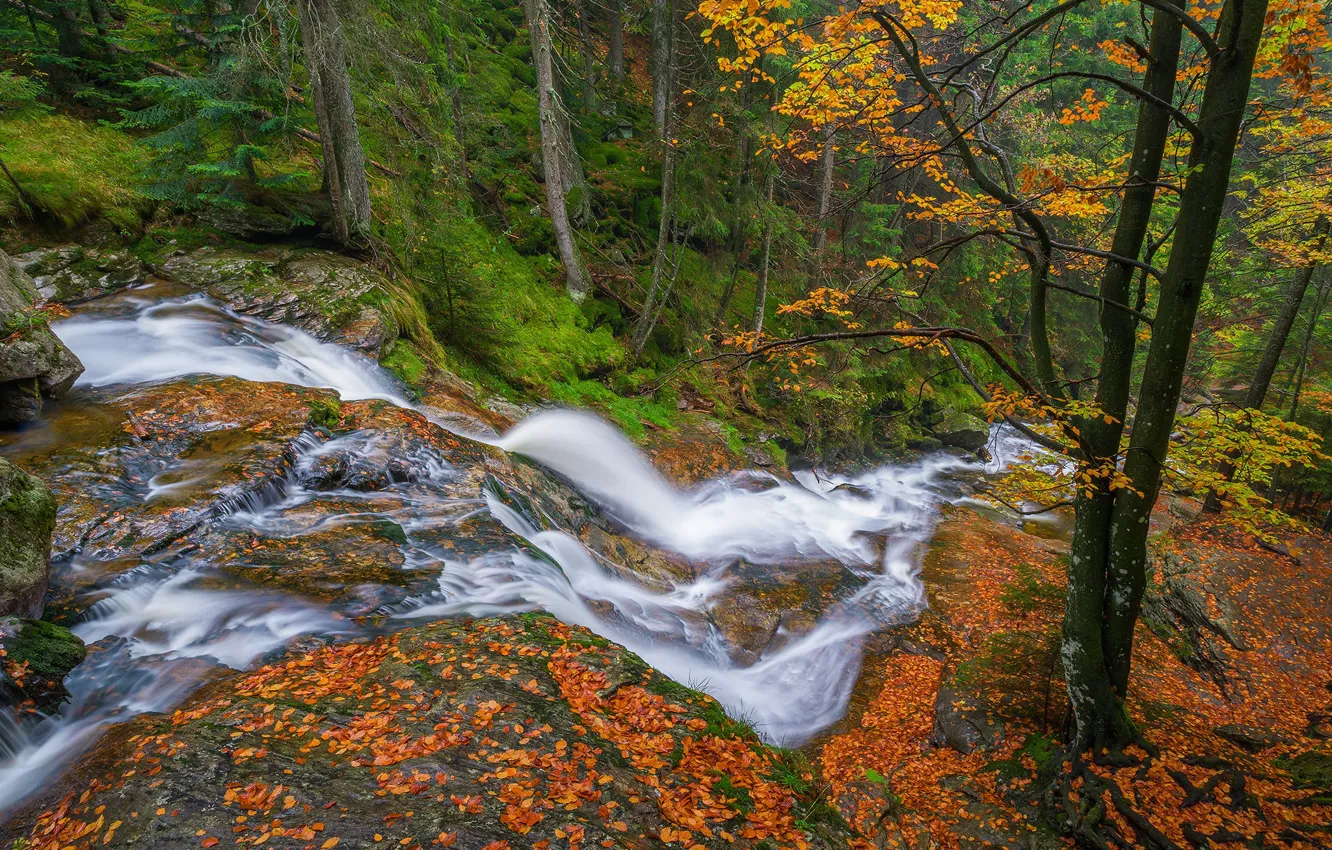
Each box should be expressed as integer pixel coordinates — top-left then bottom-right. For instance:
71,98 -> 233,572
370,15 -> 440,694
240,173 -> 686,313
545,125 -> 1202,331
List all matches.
1203,218 -> 1328,511
753,171 -> 775,333
1284,270 -> 1329,421
1094,0 -> 1270,751
298,0 -> 372,244
812,124 -> 836,257
630,0 -> 678,355
522,0 -> 592,300
608,0 -> 624,80
86,0 -> 111,58
650,0 -> 672,139
577,0 -> 597,113
715,133 -> 751,331
52,0 -> 82,58
1062,0 -> 1183,751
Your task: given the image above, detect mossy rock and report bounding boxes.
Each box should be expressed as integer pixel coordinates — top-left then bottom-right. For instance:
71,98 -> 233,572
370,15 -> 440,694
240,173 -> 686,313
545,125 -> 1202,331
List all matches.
0,616 -> 86,712
0,457 -> 57,619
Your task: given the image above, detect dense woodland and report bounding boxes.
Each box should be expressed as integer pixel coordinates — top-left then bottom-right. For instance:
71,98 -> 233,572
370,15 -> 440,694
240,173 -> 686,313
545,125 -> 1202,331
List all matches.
2,0 -> 1332,844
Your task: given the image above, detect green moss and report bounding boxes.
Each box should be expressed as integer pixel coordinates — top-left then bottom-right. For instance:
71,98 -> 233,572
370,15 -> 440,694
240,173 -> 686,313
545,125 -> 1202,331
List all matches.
381,340 -> 428,389
306,398 -> 343,431
0,114 -> 149,229
5,618 -> 86,680
548,379 -> 675,440
1280,752 -> 1332,792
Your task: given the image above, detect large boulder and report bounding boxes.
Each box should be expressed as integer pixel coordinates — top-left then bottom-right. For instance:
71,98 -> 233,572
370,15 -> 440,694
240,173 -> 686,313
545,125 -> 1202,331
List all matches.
0,248 -> 85,425
932,410 -> 991,454
0,457 -> 57,619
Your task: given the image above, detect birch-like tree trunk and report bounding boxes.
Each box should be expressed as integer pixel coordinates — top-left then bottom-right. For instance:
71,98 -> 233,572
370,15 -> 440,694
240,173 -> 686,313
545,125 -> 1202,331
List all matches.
812,124 -> 836,256
753,172 -> 774,333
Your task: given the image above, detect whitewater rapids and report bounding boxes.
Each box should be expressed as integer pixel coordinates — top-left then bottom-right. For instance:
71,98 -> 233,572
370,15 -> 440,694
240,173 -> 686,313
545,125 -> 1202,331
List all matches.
0,284 -> 1033,814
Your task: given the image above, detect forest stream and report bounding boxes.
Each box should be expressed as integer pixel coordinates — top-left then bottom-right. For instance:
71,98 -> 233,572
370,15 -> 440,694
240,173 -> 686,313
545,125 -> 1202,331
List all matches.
0,281 -> 1040,822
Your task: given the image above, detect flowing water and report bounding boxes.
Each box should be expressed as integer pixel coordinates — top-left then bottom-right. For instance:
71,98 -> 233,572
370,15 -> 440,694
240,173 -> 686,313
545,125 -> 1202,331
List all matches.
0,283 -> 1037,817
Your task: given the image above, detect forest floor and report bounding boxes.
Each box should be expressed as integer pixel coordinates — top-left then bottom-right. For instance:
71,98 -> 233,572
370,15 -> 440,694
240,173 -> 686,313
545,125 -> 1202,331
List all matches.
817,505 -> 1332,849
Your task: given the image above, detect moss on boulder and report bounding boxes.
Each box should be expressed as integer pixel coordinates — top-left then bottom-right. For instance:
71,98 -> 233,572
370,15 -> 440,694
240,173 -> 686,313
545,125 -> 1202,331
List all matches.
0,457 -> 57,619
0,616 -> 86,713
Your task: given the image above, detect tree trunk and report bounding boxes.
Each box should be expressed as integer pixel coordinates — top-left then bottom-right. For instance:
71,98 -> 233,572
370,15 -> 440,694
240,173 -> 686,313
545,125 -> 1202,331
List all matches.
1062,0 -> 1184,751
522,0 -> 591,301
608,0 -> 624,80
650,0 -> 672,139
753,171 -> 775,333
577,0 -> 597,113
1089,0 -> 1269,751
715,134 -> 751,331
1203,218 -> 1329,511
1285,271 -> 1330,421
86,0 -> 111,57
812,124 -> 835,257
630,0 -> 678,355
298,0 -> 372,244
53,0 -> 82,57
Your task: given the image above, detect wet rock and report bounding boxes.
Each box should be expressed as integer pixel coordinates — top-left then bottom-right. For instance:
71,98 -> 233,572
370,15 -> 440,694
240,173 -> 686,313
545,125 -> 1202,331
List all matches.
9,616 -> 855,850
906,435 -> 944,452
0,458 -> 57,619
832,482 -> 875,500
1306,712 -> 1332,740
0,616 -> 86,713
14,245 -> 85,278
1214,723 -> 1288,753
1,377 -> 325,575
0,248 -> 85,425
154,246 -> 398,355
931,680 -> 1004,754
933,410 -> 990,454
710,590 -> 782,665
197,202 -> 302,240
16,245 -> 146,303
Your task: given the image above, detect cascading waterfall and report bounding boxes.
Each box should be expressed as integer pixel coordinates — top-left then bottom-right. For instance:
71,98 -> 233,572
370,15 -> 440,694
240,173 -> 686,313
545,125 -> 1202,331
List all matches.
59,286 -> 411,405
0,284 -> 1035,816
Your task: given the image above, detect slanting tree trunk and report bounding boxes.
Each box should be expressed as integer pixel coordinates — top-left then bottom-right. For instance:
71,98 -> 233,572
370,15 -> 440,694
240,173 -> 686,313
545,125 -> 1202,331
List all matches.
1061,0 -> 1184,751
630,0 -> 678,356
1089,0 -> 1269,751
608,0 -> 624,80
753,171 -> 775,333
298,0 -> 372,244
811,124 -> 836,257
650,0 -> 672,138
1203,217 -> 1329,511
522,0 -> 591,301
